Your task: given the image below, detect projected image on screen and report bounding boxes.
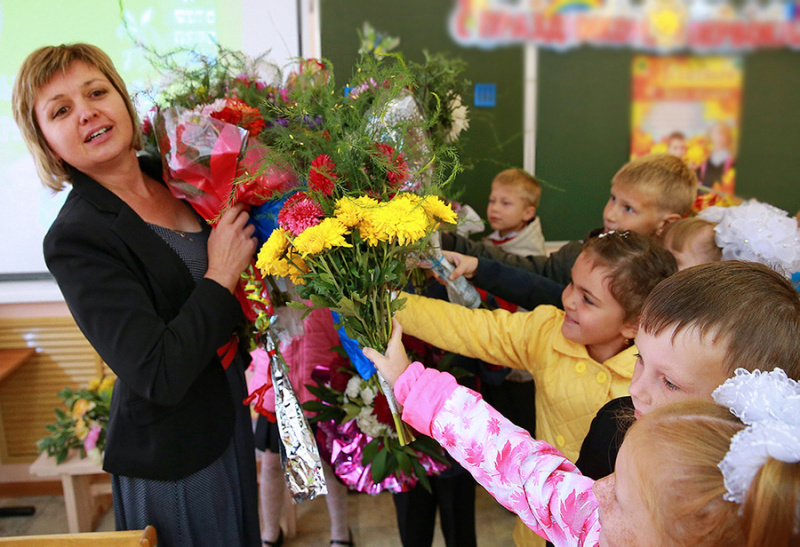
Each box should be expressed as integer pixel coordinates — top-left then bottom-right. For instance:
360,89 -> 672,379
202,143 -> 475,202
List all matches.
0,0 -> 297,279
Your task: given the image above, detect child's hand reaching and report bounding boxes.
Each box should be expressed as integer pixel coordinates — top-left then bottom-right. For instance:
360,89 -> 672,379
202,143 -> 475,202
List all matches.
362,318 -> 411,389
443,250 -> 478,280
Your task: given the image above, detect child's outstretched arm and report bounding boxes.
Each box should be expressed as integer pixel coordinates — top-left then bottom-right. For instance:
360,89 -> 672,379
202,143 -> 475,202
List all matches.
364,323 -> 600,547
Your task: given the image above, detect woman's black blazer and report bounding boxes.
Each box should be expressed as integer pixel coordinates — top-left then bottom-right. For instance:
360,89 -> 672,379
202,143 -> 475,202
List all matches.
43,156 -> 245,481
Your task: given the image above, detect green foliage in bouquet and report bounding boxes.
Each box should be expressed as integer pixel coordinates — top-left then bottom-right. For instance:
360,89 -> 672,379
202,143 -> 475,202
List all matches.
255,46 -> 463,354
38,377 -> 115,465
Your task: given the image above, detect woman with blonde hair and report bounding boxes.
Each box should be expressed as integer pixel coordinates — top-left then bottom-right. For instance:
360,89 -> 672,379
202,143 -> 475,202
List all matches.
13,43 -> 260,546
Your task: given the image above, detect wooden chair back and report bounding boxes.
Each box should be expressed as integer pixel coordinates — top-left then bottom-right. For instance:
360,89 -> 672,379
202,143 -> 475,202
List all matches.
0,525 -> 156,546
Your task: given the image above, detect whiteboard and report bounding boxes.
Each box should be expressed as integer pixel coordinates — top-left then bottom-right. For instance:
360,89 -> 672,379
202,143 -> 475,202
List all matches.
0,0 -> 302,278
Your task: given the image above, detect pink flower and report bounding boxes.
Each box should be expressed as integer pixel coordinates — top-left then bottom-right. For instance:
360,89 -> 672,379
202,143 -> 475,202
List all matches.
278,192 -> 325,235
84,425 -> 102,452
309,154 -> 338,196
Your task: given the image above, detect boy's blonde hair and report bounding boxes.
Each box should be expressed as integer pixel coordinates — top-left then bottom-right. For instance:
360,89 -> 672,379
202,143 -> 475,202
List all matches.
492,168 -> 542,208
12,43 -> 143,191
662,217 -> 722,263
613,154 -> 697,217
581,231 -> 677,323
640,261 -> 800,378
633,400 -> 799,546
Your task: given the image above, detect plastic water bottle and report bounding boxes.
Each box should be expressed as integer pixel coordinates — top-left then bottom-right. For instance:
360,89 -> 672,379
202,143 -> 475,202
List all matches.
427,233 -> 483,309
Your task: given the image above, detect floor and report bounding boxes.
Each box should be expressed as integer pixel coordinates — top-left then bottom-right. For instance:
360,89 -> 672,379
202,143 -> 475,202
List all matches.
0,485 -> 517,546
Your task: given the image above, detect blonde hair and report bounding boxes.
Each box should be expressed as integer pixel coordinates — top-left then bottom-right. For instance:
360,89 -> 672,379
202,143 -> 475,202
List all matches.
492,168 -> 542,208
632,401 -> 800,546
12,43 -> 142,191
613,154 -> 697,217
662,217 -> 722,263
640,261 -> 800,378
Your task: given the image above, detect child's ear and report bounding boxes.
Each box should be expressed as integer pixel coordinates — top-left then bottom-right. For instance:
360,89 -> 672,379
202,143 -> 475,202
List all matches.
654,213 -> 682,237
620,321 -> 638,341
523,205 -> 537,223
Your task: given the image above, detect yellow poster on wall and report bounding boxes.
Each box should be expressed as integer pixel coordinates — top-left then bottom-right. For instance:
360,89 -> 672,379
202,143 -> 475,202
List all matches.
630,56 -> 743,212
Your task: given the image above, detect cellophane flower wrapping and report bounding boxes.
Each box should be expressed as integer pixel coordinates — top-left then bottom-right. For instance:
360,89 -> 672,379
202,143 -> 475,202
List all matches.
152,104 -> 296,225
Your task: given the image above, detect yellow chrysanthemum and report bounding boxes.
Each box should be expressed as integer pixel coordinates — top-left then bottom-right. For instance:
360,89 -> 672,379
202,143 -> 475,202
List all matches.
357,204 -> 392,246
100,376 -> 116,392
287,255 -> 309,285
74,417 -> 88,441
271,254 -> 309,285
293,218 -> 352,257
384,195 -> 428,245
88,378 -> 101,391
256,229 -> 291,276
72,398 -> 95,420
421,195 -> 457,225
334,197 -> 362,227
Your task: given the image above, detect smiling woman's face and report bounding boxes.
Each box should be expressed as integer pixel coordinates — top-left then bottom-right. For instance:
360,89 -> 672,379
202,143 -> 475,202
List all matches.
33,61 -> 134,177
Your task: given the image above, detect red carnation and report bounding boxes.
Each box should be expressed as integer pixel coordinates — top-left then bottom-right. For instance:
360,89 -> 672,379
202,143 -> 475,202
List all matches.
375,142 -> 409,188
309,154 -> 338,196
278,191 -> 325,235
210,98 -> 266,138
372,392 -> 394,426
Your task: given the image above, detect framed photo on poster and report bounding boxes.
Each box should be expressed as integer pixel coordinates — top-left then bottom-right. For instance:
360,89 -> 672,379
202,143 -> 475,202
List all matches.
630,56 -> 743,212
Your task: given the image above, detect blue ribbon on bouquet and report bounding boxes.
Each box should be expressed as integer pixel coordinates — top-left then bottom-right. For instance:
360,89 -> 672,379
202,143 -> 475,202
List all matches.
248,192 -> 295,247
330,311 -> 377,380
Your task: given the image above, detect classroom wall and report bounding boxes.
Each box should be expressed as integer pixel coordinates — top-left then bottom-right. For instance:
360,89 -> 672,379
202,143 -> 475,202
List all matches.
320,0 -> 800,241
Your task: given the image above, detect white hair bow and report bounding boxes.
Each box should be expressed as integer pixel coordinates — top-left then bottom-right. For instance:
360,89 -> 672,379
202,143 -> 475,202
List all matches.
712,368 -> 800,505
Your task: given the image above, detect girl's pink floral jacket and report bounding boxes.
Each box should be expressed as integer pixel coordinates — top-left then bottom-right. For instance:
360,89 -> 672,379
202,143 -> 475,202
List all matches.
396,362 -> 601,547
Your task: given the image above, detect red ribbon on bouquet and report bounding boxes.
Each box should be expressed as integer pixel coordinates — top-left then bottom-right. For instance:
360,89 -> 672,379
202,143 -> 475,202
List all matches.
153,106 -> 296,322
155,105 -> 296,225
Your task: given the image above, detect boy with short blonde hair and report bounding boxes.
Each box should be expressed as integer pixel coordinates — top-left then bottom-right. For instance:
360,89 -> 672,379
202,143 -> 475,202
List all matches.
603,153 -> 697,238
485,168 -> 546,257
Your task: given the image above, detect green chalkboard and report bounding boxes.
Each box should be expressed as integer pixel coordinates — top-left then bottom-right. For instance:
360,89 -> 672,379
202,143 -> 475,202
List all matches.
321,1 -> 800,241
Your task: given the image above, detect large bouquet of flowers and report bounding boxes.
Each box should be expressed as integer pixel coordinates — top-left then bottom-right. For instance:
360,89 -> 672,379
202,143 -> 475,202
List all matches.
38,376 -> 115,465
253,39 -> 463,489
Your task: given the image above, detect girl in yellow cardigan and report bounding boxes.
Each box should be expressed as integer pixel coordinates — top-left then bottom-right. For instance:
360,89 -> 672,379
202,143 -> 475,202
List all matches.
396,230 -> 676,547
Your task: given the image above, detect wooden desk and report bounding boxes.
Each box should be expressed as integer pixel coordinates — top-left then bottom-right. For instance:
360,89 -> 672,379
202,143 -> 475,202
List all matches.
0,348 -> 34,384
29,451 -> 111,533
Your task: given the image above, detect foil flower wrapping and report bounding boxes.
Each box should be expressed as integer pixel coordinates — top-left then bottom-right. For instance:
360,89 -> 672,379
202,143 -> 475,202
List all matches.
266,334 -> 328,502
316,419 -> 450,495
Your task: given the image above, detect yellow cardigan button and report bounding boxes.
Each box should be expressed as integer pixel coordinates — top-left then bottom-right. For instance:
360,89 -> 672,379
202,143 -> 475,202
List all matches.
556,435 -> 566,447
596,371 -> 608,384
575,361 -> 586,374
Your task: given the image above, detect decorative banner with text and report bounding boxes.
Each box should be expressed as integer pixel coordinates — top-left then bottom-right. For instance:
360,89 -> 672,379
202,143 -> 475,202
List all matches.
630,56 -> 743,212
449,0 -> 800,54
